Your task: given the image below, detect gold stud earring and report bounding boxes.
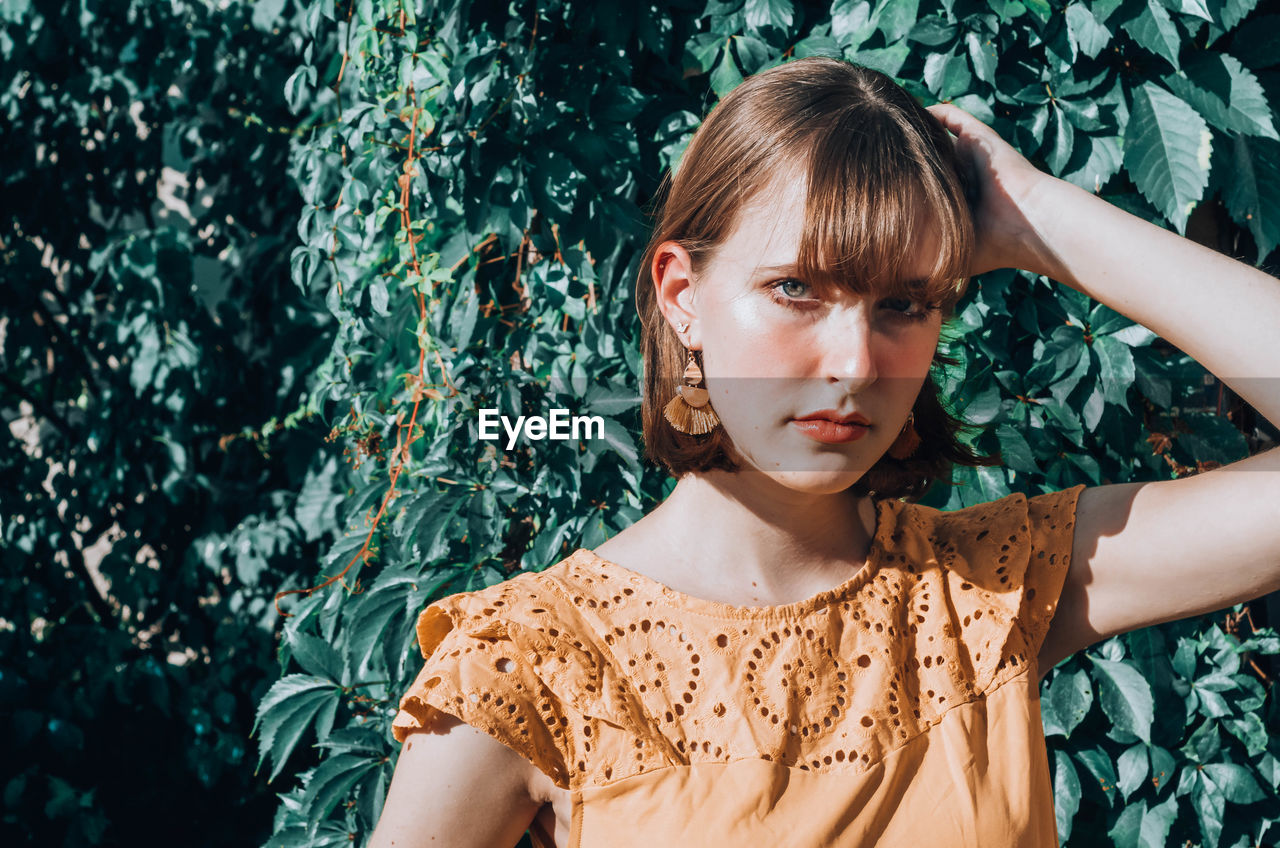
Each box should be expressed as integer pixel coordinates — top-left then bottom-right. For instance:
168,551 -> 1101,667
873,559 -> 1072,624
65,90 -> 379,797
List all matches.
663,349 -> 720,434
888,411 -> 920,459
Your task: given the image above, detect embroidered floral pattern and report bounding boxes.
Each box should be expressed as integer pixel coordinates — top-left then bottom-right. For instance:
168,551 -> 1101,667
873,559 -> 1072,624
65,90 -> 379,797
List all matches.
393,485 -> 1085,793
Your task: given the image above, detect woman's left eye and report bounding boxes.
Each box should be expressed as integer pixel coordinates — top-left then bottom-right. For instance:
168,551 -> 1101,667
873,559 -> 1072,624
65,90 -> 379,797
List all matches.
768,278 -> 817,308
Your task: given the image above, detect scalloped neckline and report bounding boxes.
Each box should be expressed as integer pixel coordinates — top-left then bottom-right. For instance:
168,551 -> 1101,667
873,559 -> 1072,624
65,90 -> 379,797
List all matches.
571,497 -> 896,620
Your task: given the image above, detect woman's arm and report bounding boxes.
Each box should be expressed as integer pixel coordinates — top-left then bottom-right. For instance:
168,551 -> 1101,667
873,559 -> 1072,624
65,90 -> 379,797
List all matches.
369,713 -> 545,848
928,103 -> 1280,671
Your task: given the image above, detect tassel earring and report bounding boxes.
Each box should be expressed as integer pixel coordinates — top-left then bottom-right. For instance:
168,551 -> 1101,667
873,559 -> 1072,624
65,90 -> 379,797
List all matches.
663,349 -> 721,434
888,411 -> 920,459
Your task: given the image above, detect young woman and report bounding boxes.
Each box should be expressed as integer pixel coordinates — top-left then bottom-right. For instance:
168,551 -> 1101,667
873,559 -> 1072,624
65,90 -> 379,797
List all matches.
370,58 -> 1280,848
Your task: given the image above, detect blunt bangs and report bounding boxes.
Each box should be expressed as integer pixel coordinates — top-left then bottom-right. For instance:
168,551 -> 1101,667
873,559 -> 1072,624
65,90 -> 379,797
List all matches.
794,107 -> 974,312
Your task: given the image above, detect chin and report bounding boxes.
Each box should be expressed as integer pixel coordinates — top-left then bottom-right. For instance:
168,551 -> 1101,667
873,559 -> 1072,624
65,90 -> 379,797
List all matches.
734,456 -> 871,495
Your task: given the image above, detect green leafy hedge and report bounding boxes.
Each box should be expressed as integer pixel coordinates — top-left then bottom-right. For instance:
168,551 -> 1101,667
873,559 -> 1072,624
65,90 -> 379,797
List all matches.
261,1 -> 1280,845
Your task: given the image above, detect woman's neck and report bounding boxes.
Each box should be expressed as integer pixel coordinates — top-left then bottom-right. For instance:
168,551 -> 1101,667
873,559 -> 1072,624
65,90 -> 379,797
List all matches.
594,470 -> 879,607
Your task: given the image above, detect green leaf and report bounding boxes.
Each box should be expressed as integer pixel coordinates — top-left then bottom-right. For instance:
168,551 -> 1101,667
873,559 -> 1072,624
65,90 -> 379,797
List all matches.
1256,752 -> 1280,791
1223,135 -> 1280,262
305,752 -> 382,825
295,456 -> 342,543
1046,103 -> 1075,175
1023,0 -> 1052,25
1178,411 -> 1250,465
875,0 -> 920,43
849,41 -> 911,77
923,48 -> 972,99
1123,82 -> 1211,232
367,278 -> 390,316
907,15 -> 957,46
1192,767 -> 1226,847
957,382 -> 1002,424
1092,334 -> 1136,411
744,0 -> 794,34
1217,0 -> 1260,30
1141,795 -> 1179,847
1088,656 -> 1155,743
1169,0 -> 1213,22
1054,749 -> 1081,841
1203,763 -> 1266,805
583,379 -> 641,415
252,674 -> 341,783
1166,53 -> 1278,140
592,416 -> 640,470
965,31 -> 997,85
950,93 -> 995,123
1062,134 -> 1124,193
1108,800 -> 1145,848
1123,0 -> 1182,70
287,632 -> 345,683
285,64 -> 317,113
995,424 -> 1038,473
1047,668 -> 1094,737
530,147 -> 582,217
1081,381 -> 1105,431
731,34 -> 774,75
1066,3 -> 1112,58
1150,744 -> 1177,794
1117,742 -> 1150,799
1222,711 -> 1269,757
1093,0 -> 1127,23
1075,743 -> 1120,805
831,0 -> 876,50
1177,717 -> 1218,763
709,46 -> 745,98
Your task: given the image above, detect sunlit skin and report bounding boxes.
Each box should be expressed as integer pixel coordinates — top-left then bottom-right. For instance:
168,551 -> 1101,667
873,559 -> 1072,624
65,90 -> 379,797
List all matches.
687,172 -> 944,491
592,167 -> 949,606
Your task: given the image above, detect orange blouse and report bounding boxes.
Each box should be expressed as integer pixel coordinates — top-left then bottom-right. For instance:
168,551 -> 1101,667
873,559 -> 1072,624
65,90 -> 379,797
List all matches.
393,484 -> 1086,847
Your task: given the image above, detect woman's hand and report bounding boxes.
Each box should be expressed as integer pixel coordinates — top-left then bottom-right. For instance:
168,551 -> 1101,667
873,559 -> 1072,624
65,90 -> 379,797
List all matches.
927,102 -> 1067,281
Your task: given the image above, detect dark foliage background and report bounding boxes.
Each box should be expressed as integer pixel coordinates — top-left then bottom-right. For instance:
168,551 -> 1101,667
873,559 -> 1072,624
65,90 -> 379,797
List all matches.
2,0 -> 337,844
4,0 -> 1280,846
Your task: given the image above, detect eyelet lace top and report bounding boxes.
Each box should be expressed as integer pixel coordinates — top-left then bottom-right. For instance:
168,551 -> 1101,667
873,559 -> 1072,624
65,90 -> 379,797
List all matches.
393,484 -> 1086,847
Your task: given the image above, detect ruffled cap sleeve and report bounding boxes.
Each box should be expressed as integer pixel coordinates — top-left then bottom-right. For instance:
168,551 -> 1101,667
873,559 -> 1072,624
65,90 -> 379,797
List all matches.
924,483 -> 1085,693
391,589 -> 573,789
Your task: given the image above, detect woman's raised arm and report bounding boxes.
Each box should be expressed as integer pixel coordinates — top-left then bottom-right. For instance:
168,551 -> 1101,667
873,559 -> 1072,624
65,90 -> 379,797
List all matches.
928,102 -> 1280,673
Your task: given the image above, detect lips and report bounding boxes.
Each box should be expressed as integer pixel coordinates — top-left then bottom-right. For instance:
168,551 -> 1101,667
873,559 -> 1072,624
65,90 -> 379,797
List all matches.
790,411 -> 871,445
792,409 -> 872,426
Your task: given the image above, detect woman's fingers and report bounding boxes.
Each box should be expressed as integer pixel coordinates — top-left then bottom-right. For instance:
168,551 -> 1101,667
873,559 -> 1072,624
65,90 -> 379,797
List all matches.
925,102 -> 968,135
928,102 -> 1001,148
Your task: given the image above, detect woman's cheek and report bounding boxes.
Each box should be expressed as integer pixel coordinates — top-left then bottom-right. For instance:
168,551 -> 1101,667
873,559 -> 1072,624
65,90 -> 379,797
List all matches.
703,298 -> 801,377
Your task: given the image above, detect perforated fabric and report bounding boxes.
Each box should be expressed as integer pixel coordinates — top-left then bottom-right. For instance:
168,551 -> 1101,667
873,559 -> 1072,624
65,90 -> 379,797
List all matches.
392,483 -> 1086,847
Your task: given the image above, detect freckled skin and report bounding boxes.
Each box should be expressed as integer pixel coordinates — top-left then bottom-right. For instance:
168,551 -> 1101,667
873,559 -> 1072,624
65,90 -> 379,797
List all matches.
671,172 -> 944,493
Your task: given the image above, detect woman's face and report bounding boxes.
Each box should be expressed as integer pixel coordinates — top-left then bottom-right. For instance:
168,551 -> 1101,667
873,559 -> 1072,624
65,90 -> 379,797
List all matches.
657,171 -> 945,494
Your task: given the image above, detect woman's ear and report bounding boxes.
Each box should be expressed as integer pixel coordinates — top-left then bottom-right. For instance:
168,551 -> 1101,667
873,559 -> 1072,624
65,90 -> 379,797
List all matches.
652,240 -> 701,350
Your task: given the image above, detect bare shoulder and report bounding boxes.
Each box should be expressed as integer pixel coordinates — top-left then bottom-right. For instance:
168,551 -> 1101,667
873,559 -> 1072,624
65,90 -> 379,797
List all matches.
370,712 -> 544,848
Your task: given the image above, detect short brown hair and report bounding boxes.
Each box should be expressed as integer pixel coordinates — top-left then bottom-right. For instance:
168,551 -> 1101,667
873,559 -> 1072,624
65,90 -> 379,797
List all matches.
634,57 -> 1001,501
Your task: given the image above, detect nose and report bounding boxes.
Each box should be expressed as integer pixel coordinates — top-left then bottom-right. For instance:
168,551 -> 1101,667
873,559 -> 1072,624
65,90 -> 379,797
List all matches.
823,306 -> 877,394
